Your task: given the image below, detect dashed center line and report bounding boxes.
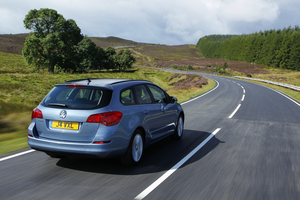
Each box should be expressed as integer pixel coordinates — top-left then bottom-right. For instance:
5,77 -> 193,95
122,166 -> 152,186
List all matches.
242,94 -> 245,101
228,81 -> 245,118
228,104 -> 241,119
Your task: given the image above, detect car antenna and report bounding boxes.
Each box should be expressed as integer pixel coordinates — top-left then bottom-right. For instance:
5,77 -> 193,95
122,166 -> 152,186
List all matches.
87,78 -> 91,85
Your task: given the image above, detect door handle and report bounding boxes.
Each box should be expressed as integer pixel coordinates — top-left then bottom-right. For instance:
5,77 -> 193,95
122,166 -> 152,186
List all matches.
143,110 -> 148,114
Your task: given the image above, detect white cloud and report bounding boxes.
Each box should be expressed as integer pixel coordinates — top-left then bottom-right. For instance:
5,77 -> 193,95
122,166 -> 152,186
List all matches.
0,0 -> 297,45
220,0 -> 279,22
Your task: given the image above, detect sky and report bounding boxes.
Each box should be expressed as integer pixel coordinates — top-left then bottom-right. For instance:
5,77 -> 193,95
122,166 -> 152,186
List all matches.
0,0 -> 299,45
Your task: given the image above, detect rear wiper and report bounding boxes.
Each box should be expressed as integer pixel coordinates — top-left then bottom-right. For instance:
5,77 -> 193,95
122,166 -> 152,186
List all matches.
47,103 -> 68,108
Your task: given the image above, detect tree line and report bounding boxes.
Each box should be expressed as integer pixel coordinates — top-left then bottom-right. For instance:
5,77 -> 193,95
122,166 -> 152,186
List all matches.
22,8 -> 135,73
196,26 -> 300,71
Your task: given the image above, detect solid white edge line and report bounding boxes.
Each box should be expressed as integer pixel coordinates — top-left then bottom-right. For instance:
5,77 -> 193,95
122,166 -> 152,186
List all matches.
269,87 -> 300,107
180,80 -> 219,105
134,128 -> 221,200
228,104 -> 241,119
237,78 -> 300,107
0,149 -> 35,162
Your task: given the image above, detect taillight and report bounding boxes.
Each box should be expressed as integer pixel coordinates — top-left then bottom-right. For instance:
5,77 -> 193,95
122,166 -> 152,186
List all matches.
86,111 -> 122,126
31,108 -> 43,120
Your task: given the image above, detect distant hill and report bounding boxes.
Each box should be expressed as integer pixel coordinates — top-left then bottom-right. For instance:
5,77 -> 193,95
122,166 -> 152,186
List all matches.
0,34 -> 28,55
90,36 -> 145,48
0,34 -> 146,55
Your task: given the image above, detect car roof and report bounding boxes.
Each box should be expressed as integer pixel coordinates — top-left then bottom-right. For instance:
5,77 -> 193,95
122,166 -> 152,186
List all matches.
56,78 -> 152,89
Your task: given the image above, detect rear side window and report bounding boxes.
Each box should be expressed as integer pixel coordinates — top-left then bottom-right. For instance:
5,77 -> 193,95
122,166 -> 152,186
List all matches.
134,85 -> 152,104
121,88 -> 135,105
41,86 -> 112,109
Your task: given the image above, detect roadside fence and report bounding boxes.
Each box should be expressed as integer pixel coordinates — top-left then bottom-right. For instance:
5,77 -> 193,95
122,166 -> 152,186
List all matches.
234,76 -> 300,92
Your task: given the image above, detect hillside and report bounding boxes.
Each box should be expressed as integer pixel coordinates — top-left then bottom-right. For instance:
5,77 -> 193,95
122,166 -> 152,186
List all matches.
0,34 -> 28,55
2,33 -> 300,87
0,34 -> 145,55
0,33 -> 274,76
90,36 -> 146,48
197,27 -> 300,71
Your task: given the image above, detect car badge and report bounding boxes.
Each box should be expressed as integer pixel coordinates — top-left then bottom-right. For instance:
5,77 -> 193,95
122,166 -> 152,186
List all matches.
60,110 -> 67,119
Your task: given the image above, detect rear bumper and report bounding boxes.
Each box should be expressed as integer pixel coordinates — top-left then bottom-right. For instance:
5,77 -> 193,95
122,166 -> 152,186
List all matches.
28,136 -> 127,158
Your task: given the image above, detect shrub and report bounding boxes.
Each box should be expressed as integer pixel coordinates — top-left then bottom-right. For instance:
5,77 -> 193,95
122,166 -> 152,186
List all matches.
168,74 -> 208,89
187,65 -> 194,70
216,65 -> 222,73
223,62 -> 228,70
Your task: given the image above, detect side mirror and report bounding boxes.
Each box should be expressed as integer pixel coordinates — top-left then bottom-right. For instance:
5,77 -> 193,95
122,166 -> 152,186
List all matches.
170,96 -> 178,103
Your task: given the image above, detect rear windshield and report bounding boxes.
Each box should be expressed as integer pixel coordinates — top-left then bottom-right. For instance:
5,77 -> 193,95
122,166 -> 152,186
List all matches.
41,86 -> 112,109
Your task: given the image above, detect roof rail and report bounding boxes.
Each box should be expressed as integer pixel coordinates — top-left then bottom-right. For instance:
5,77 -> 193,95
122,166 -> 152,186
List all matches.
109,79 -> 150,85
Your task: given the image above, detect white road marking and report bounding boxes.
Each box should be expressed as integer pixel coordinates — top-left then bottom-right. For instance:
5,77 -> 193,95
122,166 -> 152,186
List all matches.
134,128 -> 221,200
228,104 -> 241,119
0,149 -> 35,162
268,87 -> 300,107
241,94 -> 245,102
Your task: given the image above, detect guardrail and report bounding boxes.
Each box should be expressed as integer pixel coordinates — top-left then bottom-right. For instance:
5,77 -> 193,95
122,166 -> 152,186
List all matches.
234,76 -> 300,91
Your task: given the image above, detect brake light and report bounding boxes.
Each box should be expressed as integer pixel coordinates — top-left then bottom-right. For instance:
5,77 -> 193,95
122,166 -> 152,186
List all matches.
67,85 -> 85,87
86,111 -> 123,126
31,108 -> 43,120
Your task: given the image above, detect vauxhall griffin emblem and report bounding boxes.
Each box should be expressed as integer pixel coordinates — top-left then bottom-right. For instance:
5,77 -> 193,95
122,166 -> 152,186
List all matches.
60,110 -> 67,119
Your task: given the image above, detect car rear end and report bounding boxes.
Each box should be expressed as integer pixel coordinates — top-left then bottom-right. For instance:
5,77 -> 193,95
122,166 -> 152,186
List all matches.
28,82 -> 129,158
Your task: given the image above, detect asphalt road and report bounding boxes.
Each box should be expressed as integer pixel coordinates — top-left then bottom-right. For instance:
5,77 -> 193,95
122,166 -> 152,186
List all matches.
1,74 -> 300,200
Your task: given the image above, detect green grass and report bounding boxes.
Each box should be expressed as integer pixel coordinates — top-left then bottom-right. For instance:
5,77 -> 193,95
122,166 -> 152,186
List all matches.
0,112 -> 31,155
252,68 -> 300,87
0,52 -> 33,73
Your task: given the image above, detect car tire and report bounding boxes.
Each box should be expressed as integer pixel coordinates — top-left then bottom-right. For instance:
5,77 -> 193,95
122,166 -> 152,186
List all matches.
121,129 -> 144,166
171,115 -> 184,140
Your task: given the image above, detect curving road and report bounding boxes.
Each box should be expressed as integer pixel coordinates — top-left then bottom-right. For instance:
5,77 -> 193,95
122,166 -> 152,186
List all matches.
1,73 -> 300,200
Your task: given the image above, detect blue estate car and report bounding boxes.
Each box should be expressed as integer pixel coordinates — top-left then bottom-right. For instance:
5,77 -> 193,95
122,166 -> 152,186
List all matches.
28,79 -> 184,165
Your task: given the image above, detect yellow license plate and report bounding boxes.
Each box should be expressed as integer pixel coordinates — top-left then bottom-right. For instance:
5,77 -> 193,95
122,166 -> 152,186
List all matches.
52,121 -> 79,130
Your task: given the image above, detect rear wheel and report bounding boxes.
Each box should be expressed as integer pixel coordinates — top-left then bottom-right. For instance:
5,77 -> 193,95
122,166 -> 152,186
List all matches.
171,115 -> 184,140
121,129 -> 144,166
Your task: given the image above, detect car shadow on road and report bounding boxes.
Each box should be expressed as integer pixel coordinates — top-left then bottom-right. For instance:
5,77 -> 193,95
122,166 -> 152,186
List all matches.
56,129 -> 224,175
